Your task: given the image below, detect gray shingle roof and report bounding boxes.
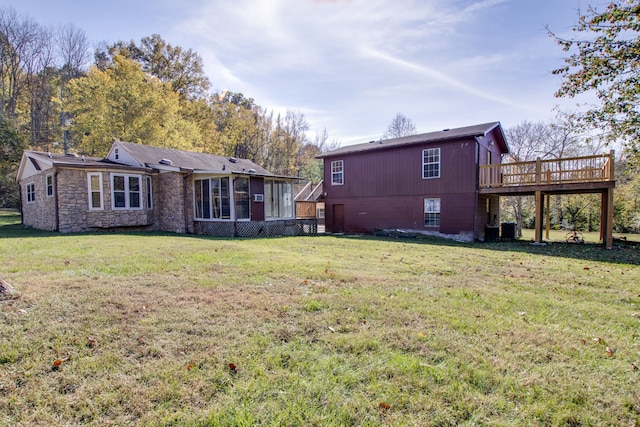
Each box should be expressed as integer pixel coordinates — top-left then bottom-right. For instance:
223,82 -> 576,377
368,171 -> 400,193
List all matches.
317,122 -> 506,158
25,151 -> 138,170
116,141 -> 277,176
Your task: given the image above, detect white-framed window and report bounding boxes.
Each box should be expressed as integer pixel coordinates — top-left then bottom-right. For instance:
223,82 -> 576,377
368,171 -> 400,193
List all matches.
424,198 -> 440,227
195,177 -> 231,220
422,148 -> 440,179
146,176 -> 153,210
46,174 -> 53,197
26,182 -> 35,203
88,173 -> 104,210
111,173 -> 142,209
234,177 -> 250,220
265,179 -> 293,219
331,160 -> 344,185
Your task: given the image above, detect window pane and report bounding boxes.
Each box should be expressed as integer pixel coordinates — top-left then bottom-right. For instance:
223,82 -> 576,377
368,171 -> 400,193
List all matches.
91,192 -> 101,208
282,182 -> 292,217
129,177 -> 140,192
114,192 -> 126,208
146,177 -> 152,209
265,181 -> 273,218
113,175 -> 125,191
202,180 -> 210,219
235,177 -> 250,220
91,175 -> 100,191
195,180 -> 203,218
129,192 -> 140,208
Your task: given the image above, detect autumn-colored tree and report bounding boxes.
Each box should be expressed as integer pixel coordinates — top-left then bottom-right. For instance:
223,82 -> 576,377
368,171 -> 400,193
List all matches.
551,1 -> 640,166
103,34 -> 211,100
67,55 -> 203,156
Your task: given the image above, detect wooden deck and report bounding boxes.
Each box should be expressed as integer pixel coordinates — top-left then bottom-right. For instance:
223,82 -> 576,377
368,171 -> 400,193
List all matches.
478,151 -> 616,247
479,152 -> 615,194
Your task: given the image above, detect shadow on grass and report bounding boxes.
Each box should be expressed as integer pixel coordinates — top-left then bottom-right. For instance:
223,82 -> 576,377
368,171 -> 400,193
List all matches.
332,233 -> 640,266
1,208 -> 637,266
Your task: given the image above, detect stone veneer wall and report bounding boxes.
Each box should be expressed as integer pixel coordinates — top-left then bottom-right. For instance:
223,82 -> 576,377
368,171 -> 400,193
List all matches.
19,170 -> 57,231
57,168 -> 155,233
156,171 -> 193,234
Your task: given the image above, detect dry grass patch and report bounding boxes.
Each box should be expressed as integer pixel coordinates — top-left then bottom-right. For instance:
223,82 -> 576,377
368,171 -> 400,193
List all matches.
1,216 -> 639,425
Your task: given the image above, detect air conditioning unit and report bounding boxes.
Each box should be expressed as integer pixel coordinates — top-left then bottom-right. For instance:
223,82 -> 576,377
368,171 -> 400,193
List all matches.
254,194 -> 264,202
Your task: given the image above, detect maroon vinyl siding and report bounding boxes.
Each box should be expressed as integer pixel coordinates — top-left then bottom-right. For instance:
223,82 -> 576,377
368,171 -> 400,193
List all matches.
321,123 -> 509,239
324,139 -> 478,235
249,177 -> 265,221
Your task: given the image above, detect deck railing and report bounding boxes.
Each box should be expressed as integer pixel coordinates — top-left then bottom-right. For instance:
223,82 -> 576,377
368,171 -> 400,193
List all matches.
479,151 -> 615,188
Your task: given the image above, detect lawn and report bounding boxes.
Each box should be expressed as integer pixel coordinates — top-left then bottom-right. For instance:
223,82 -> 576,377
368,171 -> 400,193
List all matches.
1,211 -> 639,426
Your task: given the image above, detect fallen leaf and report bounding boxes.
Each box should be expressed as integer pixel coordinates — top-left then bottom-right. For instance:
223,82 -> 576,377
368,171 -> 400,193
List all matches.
580,339 -> 586,345
583,267 -> 590,270
379,402 -> 390,411
229,363 -> 237,374
187,362 -> 196,370
632,363 -> 638,371
605,347 -> 615,357
86,337 -> 97,348
632,313 -> 639,318
328,326 -> 335,333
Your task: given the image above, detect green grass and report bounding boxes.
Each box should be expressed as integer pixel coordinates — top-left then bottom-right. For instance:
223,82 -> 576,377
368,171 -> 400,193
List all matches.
1,212 -> 639,425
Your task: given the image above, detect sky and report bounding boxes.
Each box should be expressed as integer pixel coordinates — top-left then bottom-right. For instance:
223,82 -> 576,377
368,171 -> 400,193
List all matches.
5,0 -> 598,146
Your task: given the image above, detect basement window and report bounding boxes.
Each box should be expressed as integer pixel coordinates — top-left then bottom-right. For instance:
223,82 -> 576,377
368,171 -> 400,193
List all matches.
424,198 -> 440,227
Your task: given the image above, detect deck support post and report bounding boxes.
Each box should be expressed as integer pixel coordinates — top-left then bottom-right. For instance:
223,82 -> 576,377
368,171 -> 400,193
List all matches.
545,194 -> 551,240
601,188 -> 614,249
534,190 -> 544,243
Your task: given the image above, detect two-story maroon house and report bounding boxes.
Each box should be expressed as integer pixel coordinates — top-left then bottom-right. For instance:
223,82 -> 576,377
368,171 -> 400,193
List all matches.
317,122 -> 509,241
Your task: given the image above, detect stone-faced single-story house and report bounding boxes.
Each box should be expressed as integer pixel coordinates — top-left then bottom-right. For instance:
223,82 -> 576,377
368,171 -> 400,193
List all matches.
16,141 -> 303,237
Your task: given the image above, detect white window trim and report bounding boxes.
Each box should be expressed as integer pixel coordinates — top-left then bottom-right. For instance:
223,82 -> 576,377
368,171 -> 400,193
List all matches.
87,173 -> 104,211
424,197 -> 441,227
264,179 -> 294,220
146,176 -> 153,210
331,160 -> 344,186
234,176 -> 251,222
422,147 -> 441,179
46,174 -> 54,198
111,173 -> 143,210
193,176 -> 234,222
26,182 -> 35,204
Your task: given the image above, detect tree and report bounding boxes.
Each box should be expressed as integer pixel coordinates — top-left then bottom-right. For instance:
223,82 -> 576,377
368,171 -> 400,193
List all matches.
104,34 -> 211,100
383,113 -> 417,139
0,117 -> 27,207
67,55 -> 203,155
502,118 -> 591,235
551,1 -> 640,166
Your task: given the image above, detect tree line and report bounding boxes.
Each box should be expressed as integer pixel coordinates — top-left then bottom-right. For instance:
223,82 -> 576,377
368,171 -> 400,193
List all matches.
0,7 -> 335,207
